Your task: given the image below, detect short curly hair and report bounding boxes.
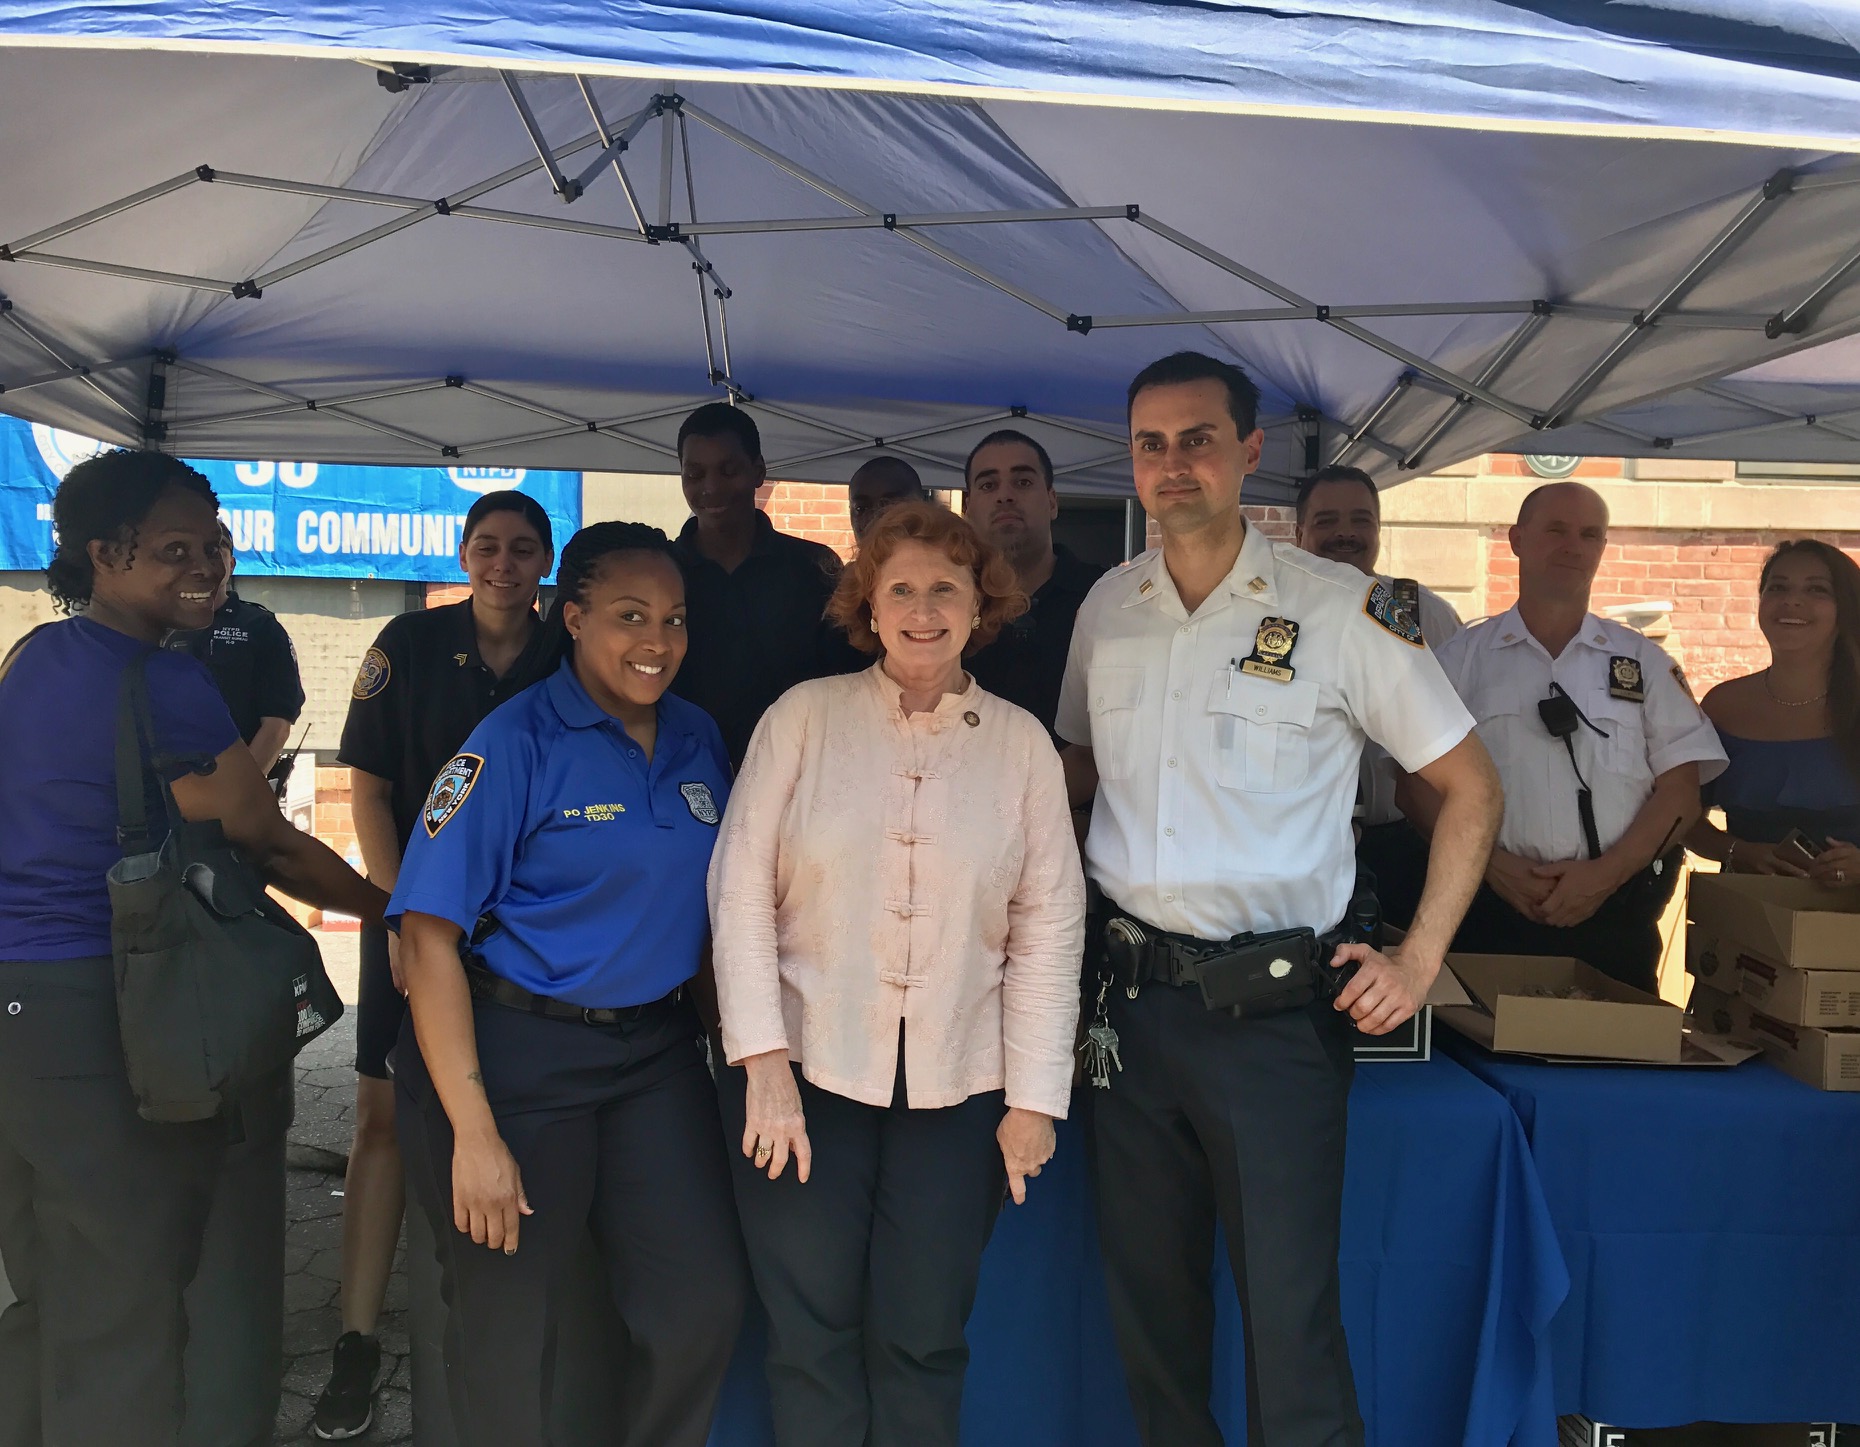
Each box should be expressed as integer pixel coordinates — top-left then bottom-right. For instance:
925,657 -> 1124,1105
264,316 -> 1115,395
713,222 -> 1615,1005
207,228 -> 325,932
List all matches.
828,501 -> 1026,655
46,450 -> 218,614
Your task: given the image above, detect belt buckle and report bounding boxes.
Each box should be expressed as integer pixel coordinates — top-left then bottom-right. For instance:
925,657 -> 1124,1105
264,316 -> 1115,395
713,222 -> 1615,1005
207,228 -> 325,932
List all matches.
581,1006 -> 605,1026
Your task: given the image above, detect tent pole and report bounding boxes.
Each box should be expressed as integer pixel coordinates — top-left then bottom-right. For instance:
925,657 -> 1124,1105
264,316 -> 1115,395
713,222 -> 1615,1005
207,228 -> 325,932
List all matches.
1330,377 -> 1410,468
499,72 -> 579,200
1767,237 -> 1860,337
1,305 -> 146,429
1129,213 -> 1537,428
4,171 -> 202,257
1401,311 -> 1549,472
1545,170 -> 1795,427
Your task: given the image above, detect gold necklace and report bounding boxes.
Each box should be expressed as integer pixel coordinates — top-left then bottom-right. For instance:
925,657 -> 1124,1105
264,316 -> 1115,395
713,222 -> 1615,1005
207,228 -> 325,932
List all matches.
1763,668 -> 1828,707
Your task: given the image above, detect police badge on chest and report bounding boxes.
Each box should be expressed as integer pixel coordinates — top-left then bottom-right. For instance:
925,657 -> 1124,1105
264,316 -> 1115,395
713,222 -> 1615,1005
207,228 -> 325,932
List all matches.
1239,617 -> 1299,684
1607,654 -> 1646,702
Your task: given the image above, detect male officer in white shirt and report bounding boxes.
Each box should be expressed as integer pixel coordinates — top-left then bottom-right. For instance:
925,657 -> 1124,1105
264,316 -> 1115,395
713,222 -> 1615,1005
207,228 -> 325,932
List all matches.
1057,351 -> 1502,1447
1294,464 -> 1463,927
1403,481 -> 1726,993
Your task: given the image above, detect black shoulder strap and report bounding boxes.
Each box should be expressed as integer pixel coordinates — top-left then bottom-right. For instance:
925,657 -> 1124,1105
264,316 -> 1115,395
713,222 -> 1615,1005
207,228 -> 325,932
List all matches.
115,652 -> 216,853
115,652 -> 163,853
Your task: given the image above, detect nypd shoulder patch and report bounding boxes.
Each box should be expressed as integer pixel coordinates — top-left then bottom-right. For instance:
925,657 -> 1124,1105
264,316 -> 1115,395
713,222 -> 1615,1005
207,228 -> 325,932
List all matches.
1363,580 -> 1424,647
680,781 -> 721,826
423,753 -> 484,837
352,647 -> 391,701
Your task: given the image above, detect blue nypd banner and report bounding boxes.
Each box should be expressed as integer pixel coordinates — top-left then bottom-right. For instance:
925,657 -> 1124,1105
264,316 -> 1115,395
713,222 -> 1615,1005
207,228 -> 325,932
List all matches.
0,416 -> 580,582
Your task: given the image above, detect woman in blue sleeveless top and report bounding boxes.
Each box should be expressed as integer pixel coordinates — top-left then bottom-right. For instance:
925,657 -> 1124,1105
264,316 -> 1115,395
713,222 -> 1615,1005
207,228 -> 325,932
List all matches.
1688,539 -> 1860,883
0,451 -> 384,1447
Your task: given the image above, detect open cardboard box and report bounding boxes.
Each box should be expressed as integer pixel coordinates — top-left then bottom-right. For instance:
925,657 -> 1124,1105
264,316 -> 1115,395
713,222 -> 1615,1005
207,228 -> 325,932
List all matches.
1687,874 -> 1860,972
1435,954 -> 1757,1067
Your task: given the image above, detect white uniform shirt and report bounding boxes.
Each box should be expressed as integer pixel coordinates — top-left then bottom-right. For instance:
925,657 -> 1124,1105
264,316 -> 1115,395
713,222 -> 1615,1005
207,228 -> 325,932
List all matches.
1431,604 -> 1726,864
1056,524 -> 1474,941
1359,578 -> 1464,827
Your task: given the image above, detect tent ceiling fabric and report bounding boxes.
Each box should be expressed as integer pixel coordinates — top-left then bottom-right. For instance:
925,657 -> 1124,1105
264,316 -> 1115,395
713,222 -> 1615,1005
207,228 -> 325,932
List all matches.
3,11 -> 1860,499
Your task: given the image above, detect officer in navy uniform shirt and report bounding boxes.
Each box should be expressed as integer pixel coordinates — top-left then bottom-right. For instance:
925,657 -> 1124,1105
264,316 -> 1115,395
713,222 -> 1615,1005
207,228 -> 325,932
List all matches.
165,525 -> 304,779
671,402 -> 862,768
961,428 -> 1105,740
388,522 -> 748,1447
316,490 -> 557,1440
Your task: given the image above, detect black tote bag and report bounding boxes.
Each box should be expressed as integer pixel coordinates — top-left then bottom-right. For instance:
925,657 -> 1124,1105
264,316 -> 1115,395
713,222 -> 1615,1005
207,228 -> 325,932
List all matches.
106,653 -> 343,1123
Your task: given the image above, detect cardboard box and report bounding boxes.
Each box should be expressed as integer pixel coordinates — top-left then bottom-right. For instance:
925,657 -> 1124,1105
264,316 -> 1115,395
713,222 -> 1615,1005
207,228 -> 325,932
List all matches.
1436,954 -> 1757,1067
1685,982 -> 1741,1034
1733,1003 -> 1860,1093
1688,875 -> 1860,973
1736,955 -> 1860,1028
1686,929 -> 1745,993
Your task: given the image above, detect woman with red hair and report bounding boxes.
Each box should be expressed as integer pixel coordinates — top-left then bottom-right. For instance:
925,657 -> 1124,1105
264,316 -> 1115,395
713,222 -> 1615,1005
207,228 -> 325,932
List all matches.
708,501 -> 1084,1447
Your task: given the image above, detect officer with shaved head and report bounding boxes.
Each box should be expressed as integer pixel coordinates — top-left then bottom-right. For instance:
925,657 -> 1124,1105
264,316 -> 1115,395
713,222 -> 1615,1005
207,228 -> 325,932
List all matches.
1403,481 -> 1726,991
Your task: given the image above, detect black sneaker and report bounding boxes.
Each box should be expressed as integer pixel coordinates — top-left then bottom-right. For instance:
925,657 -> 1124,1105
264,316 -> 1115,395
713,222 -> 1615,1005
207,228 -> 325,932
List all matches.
311,1331 -> 384,1440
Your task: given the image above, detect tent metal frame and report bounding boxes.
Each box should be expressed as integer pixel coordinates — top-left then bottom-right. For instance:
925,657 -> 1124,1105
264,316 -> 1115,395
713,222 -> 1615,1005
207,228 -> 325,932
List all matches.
5,74 -> 1860,487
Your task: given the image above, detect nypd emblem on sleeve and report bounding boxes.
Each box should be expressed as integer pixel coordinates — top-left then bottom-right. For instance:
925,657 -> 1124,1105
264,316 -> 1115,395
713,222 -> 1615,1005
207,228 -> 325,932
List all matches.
424,754 -> 484,837
1363,580 -> 1424,646
680,781 -> 721,826
352,647 -> 391,701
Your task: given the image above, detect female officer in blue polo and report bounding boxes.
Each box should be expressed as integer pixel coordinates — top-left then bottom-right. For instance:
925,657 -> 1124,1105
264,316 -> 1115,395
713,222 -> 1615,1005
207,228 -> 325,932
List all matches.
387,521 -> 749,1447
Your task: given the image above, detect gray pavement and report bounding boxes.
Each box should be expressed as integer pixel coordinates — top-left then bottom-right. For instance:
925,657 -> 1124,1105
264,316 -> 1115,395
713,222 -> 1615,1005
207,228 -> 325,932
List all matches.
275,928 -> 414,1445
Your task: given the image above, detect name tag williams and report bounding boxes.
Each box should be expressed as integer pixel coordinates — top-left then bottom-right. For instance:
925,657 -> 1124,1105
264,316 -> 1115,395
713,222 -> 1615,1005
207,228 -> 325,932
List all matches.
423,753 -> 484,837
680,781 -> 721,825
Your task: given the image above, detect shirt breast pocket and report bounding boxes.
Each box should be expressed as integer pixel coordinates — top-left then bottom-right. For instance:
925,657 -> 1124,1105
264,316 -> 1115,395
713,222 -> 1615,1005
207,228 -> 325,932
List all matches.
1086,665 -> 1146,781
1210,676 -> 1320,793
1589,695 -> 1649,775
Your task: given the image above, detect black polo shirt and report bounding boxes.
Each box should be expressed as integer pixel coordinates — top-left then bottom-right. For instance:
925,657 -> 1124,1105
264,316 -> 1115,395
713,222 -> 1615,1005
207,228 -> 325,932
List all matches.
338,599 -> 556,850
165,590 -> 305,746
672,511 -> 862,767
966,544 -> 1106,740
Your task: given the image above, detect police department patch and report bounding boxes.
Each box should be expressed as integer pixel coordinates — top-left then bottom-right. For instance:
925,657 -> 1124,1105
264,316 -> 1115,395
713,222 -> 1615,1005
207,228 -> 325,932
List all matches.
352,647 -> 391,701
680,781 -> 720,826
423,754 -> 483,837
1363,580 -> 1424,646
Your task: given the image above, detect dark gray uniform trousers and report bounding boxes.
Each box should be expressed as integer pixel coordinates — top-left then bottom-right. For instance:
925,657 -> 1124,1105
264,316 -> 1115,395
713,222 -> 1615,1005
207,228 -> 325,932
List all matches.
395,994 -> 748,1447
0,957 -> 225,1447
1091,979 -> 1364,1447
717,1050 -> 1007,1447
181,1066 -> 292,1447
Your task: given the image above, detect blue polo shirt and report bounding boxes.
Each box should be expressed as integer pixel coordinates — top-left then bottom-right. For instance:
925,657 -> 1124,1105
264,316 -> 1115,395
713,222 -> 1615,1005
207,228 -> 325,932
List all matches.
388,660 -> 731,1008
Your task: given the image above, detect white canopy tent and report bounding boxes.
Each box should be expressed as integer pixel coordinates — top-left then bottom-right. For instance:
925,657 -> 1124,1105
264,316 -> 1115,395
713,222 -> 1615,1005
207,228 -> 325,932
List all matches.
4,6 -> 1860,500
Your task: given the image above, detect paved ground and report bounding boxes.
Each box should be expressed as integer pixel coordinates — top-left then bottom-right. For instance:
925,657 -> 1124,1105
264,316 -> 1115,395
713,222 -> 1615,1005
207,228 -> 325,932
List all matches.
274,928 -> 415,1445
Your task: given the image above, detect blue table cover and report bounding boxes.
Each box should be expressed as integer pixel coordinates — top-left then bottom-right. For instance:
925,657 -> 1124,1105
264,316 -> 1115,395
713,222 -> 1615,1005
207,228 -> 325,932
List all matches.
1444,1042 -> 1860,1428
709,1052 -> 1567,1446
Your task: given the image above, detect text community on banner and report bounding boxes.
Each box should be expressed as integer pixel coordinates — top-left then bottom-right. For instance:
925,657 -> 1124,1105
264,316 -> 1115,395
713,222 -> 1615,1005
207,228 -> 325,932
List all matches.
0,417 -> 580,583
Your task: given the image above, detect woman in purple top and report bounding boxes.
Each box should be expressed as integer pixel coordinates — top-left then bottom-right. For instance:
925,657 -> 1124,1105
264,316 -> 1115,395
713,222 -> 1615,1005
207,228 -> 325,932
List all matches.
0,451 -> 384,1447
1688,539 -> 1860,882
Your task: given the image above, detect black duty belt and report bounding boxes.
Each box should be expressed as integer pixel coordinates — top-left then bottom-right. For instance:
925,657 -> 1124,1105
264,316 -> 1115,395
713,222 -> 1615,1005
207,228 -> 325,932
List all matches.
1095,896 -> 1362,1019
464,963 -> 683,1026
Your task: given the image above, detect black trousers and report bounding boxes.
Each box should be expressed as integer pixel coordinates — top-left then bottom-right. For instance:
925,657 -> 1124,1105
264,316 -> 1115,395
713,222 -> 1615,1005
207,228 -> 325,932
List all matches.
395,992 -> 748,1447
0,957 -> 225,1447
182,1066 -> 292,1447
1452,852 -> 1682,995
1092,982 -> 1362,1447
718,1052 -> 1006,1447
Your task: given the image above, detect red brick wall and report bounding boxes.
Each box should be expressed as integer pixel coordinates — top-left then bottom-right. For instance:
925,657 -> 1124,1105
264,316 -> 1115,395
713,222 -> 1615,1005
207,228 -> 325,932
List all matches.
760,481 -> 856,558
1483,530 -> 1860,693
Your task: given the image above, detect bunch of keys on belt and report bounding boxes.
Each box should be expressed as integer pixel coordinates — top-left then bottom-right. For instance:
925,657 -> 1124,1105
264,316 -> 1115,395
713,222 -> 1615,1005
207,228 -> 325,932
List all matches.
1080,975 -> 1122,1089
